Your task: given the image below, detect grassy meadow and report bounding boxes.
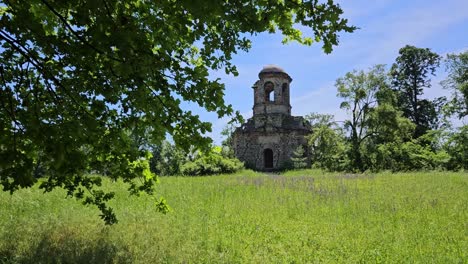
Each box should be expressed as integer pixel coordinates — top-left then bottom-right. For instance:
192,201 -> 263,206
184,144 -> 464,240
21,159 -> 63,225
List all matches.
0,170 -> 467,263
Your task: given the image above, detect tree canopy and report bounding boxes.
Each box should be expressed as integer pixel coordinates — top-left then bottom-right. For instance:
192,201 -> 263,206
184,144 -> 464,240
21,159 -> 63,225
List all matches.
390,45 -> 442,138
443,51 -> 468,119
311,48 -> 467,173
0,0 -> 355,223
336,65 -> 394,171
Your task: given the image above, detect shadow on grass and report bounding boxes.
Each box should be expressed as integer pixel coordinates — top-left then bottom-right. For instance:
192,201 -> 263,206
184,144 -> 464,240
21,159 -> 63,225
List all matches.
0,227 -> 133,264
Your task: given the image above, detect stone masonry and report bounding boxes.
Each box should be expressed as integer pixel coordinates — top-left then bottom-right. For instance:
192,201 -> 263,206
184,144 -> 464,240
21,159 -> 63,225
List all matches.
232,65 -> 312,171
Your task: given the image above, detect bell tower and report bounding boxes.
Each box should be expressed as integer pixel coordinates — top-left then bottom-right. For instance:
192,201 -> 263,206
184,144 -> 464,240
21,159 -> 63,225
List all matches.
252,65 -> 292,116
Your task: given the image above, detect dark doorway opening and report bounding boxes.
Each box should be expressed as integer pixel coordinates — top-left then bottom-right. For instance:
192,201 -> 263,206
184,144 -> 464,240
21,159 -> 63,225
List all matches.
264,149 -> 273,169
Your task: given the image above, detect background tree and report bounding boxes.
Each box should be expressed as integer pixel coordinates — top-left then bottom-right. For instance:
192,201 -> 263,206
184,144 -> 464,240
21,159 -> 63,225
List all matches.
390,45 -> 442,138
290,145 -> 308,169
149,141 -> 186,176
305,113 -> 347,171
0,1 -> 355,223
306,112 -> 336,128
443,125 -> 468,170
361,78 -> 416,171
220,122 -> 239,158
336,65 -> 390,171
335,63 -> 445,172
442,51 -> 468,119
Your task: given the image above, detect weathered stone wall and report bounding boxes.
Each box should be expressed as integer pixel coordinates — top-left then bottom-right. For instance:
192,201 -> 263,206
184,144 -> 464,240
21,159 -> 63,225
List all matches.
253,72 -> 291,116
233,115 -> 311,171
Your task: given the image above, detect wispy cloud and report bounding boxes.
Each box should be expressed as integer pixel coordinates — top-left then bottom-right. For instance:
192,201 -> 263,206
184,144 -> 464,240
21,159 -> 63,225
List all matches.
344,0 -> 468,68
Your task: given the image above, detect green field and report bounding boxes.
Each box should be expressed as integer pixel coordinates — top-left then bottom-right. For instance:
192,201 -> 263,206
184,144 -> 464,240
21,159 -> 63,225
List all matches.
1,170 -> 467,263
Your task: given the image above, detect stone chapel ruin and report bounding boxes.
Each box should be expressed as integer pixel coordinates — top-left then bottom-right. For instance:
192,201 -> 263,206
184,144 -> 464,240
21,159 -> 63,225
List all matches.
232,65 -> 312,171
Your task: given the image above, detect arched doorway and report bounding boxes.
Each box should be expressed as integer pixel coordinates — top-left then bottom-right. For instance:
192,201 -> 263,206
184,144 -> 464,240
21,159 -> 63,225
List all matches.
264,82 -> 274,102
264,148 -> 273,169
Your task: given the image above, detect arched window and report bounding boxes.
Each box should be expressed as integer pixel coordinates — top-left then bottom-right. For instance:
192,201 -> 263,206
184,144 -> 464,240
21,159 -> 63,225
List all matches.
264,82 -> 274,102
264,148 -> 273,168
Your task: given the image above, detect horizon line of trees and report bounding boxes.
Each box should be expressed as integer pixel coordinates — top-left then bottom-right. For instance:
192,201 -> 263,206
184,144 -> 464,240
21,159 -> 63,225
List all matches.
297,45 -> 467,172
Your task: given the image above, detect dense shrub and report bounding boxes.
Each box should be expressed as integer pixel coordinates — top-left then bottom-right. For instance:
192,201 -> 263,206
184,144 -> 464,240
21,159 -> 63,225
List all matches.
290,146 -> 308,169
181,147 -> 244,176
306,113 -> 349,171
444,125 -> 468,170
374,141 -> 449,171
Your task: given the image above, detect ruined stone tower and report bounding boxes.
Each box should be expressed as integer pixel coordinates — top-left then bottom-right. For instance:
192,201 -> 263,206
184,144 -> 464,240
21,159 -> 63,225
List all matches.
232,65 -> 312,171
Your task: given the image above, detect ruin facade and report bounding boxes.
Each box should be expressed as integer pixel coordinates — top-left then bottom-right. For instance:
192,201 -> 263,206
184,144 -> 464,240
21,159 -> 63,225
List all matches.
232,65 -> 312,171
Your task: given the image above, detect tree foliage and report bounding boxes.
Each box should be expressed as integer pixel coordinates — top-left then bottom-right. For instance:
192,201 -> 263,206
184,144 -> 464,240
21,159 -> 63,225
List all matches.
390,45 -> 442,138
336,65 -> 393,171
220,122 -> 239,158
149,140 -> 186,176
370,130 -> 449,172
180,146 -> 244,176
290,145 -> 308,169
0,1 -> 355,223
305,113 -> 347,171
329,49 -> 467,172
444,125 -> 468,170
442,51 -> 468,119
331,62 -> 453,172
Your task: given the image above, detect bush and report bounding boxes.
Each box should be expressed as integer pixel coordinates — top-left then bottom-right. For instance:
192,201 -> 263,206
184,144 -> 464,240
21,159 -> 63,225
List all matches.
372,140 -> 449,171
444,125 -> 468,170
291,146 -> 308,169
181,147 -> 244,176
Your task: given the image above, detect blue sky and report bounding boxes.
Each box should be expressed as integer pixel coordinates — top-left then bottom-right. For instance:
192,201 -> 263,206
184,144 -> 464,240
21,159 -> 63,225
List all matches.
191,0 -> 468,144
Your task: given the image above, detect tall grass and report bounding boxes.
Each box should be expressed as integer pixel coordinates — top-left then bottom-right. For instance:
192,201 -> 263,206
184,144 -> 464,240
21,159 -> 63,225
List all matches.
1,170 -> 467,263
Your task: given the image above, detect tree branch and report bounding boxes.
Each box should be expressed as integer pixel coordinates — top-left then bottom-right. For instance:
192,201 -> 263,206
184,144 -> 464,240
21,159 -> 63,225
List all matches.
39,0 -> 124,63
0,30 -> 95,118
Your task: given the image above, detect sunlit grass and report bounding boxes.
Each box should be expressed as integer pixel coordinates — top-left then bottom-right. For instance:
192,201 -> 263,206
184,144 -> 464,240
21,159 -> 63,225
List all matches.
1,170 -> 467,263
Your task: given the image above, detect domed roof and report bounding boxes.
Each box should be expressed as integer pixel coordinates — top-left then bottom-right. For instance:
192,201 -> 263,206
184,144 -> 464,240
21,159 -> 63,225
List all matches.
259,64 -> 286,74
